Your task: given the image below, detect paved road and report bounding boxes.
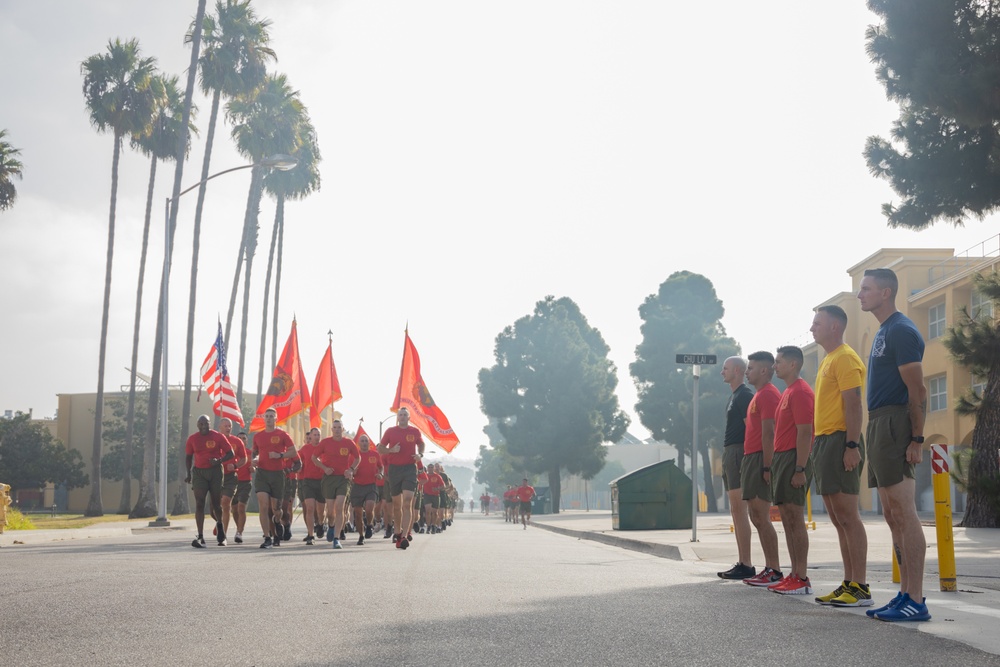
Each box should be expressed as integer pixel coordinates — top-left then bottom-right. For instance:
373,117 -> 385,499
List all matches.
3,514 -> 1000,666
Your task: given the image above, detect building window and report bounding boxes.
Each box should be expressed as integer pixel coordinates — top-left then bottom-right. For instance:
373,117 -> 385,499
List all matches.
971,289 -> 994,322
928,302 -> 946,340
929,375 -> 947,412
972,373 -> 987,397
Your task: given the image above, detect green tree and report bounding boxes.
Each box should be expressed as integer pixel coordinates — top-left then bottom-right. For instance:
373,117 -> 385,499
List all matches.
629,271 -> 739,512
864,1 -> 1000,228
135,0 -> 208,519
100,398 -> 182,486
0,129 -> 24,211
478,296 -> 629,512
260,119 -> 320,389
176,0 -> 276,505
0,415 -> 88,495
943,272 -> 1000,527
474,445 -> 523,495
81,38 -> 159,516
117,74 -> 196,514
224,73 -> 306,413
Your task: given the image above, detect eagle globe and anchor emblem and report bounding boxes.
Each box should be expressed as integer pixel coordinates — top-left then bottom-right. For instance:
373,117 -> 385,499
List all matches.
413,382 -> 435,408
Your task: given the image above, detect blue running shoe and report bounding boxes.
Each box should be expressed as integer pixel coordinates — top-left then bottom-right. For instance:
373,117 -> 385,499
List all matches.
866,591 -> 903,618
875,594 -> 930,622
332,538 -> 343,550
327,527 -> 335,543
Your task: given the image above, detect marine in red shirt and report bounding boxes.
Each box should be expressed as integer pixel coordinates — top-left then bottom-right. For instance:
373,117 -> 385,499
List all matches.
421,468 -> 445,533
184,415 -> 234,548
218,417 -> 249,544
350,433 -> 384,544
314,419 -> 359,550
377,408 -> 425,550
251,408 -> 298,549
515,479 -> 536,529
232,430 -> 253,544
297,428 -> 324,545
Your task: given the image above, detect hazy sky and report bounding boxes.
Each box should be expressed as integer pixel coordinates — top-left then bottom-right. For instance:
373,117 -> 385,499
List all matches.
2,1 -> 996,463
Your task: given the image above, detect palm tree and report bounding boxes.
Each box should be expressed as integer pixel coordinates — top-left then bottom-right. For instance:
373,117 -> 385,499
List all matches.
225,73 -> 304,409
81,38 -> 158,517
260,120 -> 321,395
118,75 -> 196,515
0,129 -> 24,211
134,0 -> 209,520
175,0 -> 275,512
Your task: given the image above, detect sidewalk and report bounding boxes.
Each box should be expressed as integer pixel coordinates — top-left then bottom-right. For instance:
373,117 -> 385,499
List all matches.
530,510 -> 1000,656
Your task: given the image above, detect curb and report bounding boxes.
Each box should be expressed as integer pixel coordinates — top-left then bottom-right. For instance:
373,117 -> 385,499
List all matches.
530,520 -> 682,560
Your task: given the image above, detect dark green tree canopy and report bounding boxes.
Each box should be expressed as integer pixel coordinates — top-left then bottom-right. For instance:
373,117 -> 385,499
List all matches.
0,415 -> 88,494
478,296 -> 629,509
0,129 -> 24,211
865,0 -> 1000,228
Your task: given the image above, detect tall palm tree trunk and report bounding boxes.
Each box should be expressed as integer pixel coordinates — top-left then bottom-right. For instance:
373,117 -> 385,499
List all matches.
174,90 -> 222,516
133,0 -> 207,518
270,195 -> 285,371
86,132 -> 124,517
119,154 -> 157,514
256,207 -> 280,403
236,172 -> 264,409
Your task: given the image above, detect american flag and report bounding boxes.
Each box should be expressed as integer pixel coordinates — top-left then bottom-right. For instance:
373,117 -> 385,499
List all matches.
200,322 -> 244,426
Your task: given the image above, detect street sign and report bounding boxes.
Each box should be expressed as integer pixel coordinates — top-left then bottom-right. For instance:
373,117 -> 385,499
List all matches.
675,354 -> 717,365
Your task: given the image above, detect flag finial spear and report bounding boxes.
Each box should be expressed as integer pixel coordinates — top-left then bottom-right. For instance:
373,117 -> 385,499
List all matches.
327,329 -> 333,342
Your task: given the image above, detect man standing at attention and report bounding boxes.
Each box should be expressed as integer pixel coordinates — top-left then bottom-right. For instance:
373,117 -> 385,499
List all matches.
740,352 -> 784,588
857,268 -> 930,622
718,356 -> 755,580
252,407 -> 297,549
809,305 -> 872,607
184,415 -> 234,548
766,346 -> 815,596
378,407 -> 425,550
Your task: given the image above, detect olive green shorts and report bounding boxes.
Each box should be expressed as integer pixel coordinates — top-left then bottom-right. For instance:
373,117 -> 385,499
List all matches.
722,445 -> 744,492
351,483 -> 378,506
388,464 -> 417,496
321,474 -> 351,500
423,493 -> 440,509
740,451 -> 771,503
192,466 -> 222,496
254,468 -> 285,498
770,449 -> 813,506
866,405 -> 916,489
811,431 -> 864,496
282,477 -> 297,502
519,500 -> 532,514
234,480 -> 252,505
299,478 -> 325,504
221,472 -> 238,498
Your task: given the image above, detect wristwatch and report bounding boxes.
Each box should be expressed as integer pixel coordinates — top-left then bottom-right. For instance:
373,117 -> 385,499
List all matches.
794,465 -> 806,473
845,441 -> 860,449
911,436 -> 925,444
762,466 -> 771,473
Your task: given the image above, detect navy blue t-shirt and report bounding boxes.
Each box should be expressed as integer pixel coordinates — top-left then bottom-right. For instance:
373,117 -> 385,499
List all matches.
866,311 -> 924,410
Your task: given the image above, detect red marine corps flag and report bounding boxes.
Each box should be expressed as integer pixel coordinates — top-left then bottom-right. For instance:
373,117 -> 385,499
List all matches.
250,319 -> 311,432
391,330 -> 460,453
200,321 -> 244,426
310,334 -> 343,429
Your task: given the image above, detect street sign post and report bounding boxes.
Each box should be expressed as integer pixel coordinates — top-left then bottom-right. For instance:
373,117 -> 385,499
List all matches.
675,354 -> 718,542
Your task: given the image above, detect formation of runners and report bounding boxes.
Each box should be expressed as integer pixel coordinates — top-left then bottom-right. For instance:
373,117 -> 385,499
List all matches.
184,406 -> 461,552
717,268 -> 930,622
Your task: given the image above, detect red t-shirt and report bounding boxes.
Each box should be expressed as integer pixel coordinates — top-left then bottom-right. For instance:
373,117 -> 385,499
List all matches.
253,429 -> 296,471
316,437 -> 360,475
298,442 -> 324,480
234,438 -> 253,482
774,378 -> 815,454
223,434 -> 246,476
354,450 -> 384,485
423,472 -> 444,496
185,429 -> 233,469
379,425 -> 424,466
503,489 -> 516,502
516,485 -> 535,503
744,383 -> 781,456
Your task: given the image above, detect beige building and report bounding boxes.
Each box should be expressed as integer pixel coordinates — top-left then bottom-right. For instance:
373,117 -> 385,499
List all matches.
803,237 -> 999,513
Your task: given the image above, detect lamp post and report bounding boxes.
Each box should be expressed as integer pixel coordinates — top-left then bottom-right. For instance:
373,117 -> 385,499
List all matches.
378,414 -> 398,440
152,154 -> 296,526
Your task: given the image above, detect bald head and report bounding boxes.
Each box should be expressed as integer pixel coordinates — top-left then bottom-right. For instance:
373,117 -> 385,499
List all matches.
721,356 -> 747,388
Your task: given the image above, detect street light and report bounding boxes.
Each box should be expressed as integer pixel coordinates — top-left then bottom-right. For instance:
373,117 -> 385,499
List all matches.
378,414 -> 398,440
151,154 -> 297,526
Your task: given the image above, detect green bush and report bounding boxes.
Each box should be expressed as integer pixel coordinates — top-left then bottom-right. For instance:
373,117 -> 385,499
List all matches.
4,508 -> 36,530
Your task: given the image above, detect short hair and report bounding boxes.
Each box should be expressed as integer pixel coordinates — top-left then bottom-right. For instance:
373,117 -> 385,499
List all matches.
308,427 -> 320,435
747,350 -> 774,364
398,407 -> 410,415
817,304 -> 848,329
332,419 -> 342,425
264,408 -> 277,416
864,268 -> 899,299
776,345 -> 804,367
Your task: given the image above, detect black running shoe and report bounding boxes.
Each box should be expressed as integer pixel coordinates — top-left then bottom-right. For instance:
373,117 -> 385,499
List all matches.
260,536 -> 272,549
340,529 -> 346,541
234,533 -> 243,544
273,533 -> 281,547
305,535 -> 314,545
399,536 -> 410,550
215,521 -> 226,544
383,527 -> 393,539
316,523 -> 325,539
192,536 -> 206,549
357,536 -> 365,546
718,563 -> 756,580
283,525 -> 292,542
364,524 -> 373,539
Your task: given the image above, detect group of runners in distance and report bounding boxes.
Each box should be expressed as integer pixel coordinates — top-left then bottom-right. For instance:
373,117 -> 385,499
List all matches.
474,480 -> 536,529
718,267 -> 931,622
183,406 -> 460,552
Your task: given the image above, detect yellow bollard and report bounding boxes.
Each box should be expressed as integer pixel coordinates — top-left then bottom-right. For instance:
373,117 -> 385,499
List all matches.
0,483 -> 10,534
805,492 -> 816,531
891,547 -> 900,584
931,445 -> 957,592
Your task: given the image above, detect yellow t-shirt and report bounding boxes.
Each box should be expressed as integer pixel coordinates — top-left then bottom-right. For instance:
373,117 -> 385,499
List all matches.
814,343 -> 865,436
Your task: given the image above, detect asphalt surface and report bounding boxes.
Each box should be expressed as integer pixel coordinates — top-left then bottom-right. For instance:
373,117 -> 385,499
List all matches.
3,512 -> 1000,666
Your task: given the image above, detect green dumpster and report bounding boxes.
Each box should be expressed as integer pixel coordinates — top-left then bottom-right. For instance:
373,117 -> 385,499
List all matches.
531,486 -> 552,515
610,459 -> 692,530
